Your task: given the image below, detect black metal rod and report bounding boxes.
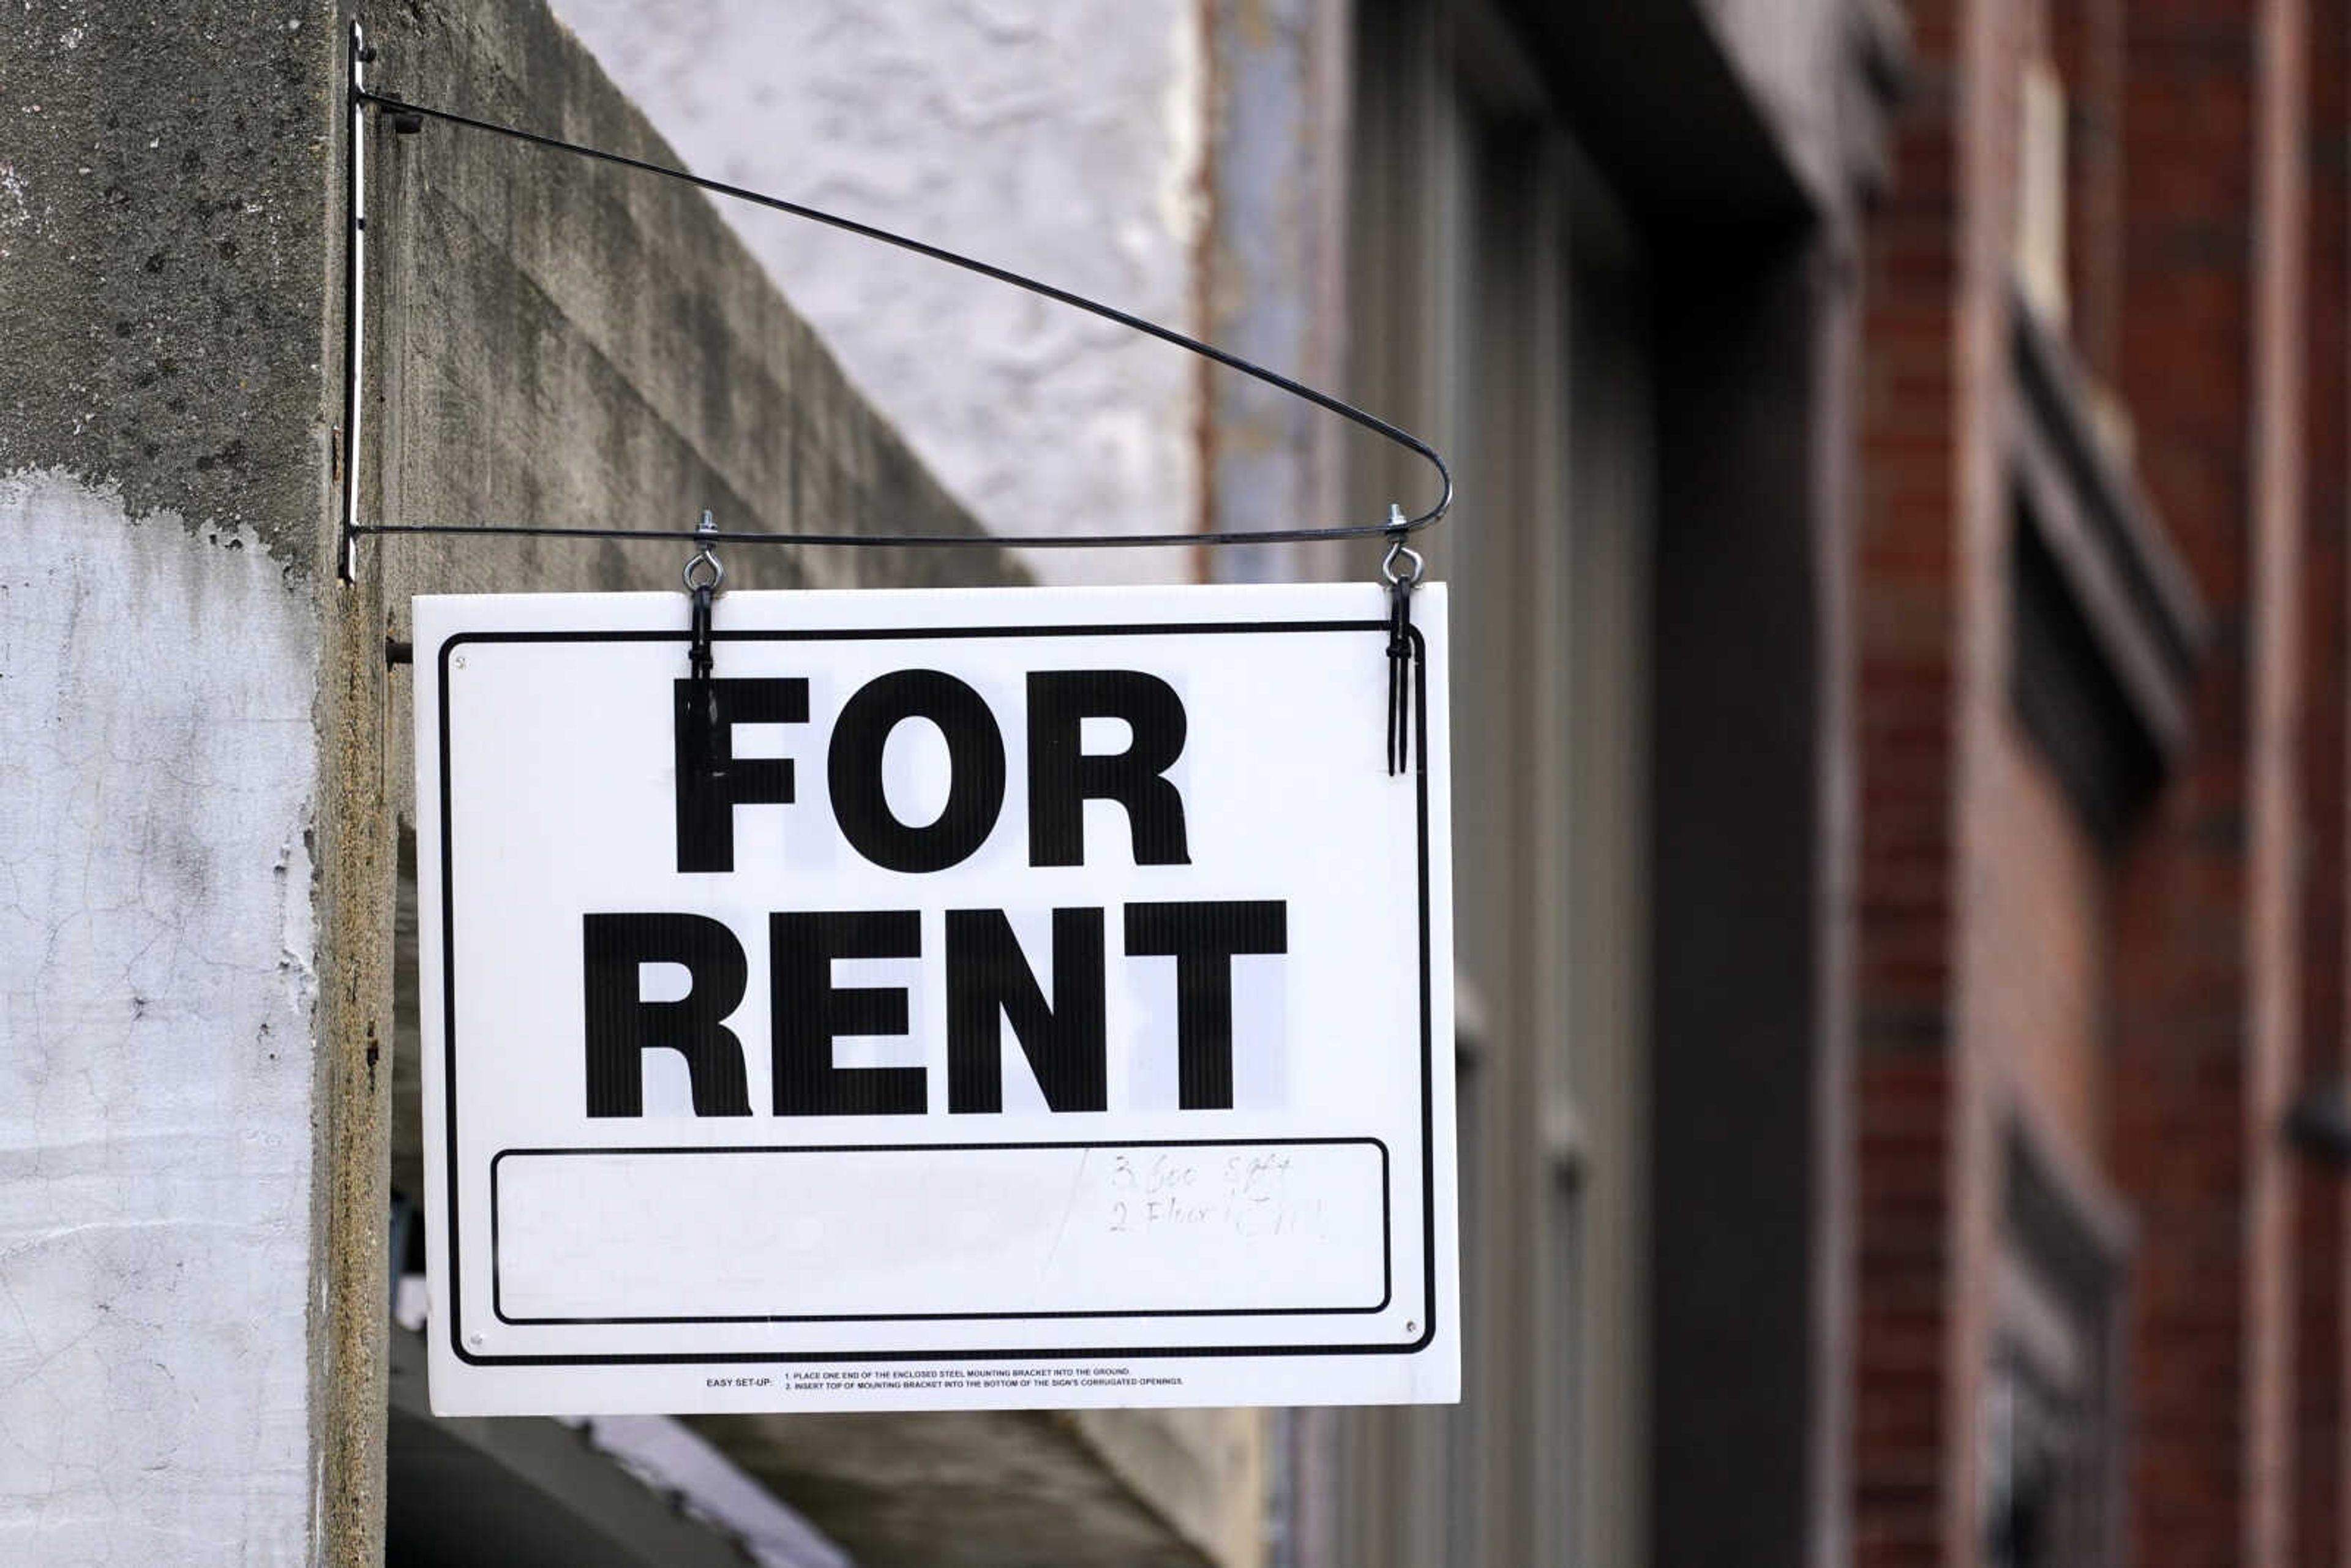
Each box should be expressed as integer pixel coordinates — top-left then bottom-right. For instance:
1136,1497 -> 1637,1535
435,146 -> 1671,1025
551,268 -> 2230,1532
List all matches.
351,85 -> 1452,552
354,519 -> 1425,549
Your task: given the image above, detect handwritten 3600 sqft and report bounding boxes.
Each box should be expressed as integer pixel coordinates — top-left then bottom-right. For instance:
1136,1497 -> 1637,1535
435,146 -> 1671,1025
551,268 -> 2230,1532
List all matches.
1100,1150 -> 1327,1239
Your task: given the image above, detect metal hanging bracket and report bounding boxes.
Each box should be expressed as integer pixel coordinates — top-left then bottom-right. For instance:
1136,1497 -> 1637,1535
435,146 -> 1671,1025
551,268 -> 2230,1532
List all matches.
336,21 -> 1455,778
331,20 -> 1450,577
337,21 -> 372,583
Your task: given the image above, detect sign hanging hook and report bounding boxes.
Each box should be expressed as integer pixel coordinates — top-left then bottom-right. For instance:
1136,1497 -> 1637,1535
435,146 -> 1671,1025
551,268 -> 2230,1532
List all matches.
684,509 -> 724,683
1381,505 -> 1423,778
679,509 -> 728,791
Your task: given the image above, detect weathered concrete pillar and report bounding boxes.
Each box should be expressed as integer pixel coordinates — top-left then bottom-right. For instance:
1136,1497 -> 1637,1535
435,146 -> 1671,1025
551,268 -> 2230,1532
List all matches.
0,3 -> 389,1562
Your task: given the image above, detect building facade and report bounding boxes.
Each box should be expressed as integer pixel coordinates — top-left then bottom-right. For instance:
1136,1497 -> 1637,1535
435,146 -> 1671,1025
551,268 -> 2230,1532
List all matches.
542,0 -> 1902,1561
9,0 -> 2351,1566
1853,2 -> 2351,1567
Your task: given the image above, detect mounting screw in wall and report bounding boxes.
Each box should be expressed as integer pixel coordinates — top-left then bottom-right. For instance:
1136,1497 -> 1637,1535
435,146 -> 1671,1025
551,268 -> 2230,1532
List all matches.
1404,1321 -> 1417,1336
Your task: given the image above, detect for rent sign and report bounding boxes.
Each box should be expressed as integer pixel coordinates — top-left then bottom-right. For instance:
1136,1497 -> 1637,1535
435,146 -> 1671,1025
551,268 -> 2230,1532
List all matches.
415,583 -> 1457,1414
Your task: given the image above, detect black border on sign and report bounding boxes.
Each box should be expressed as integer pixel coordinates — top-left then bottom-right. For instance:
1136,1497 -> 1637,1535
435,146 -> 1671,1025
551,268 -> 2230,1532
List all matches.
435,618 -> 1437,1367
487,1136 -> 1392,1324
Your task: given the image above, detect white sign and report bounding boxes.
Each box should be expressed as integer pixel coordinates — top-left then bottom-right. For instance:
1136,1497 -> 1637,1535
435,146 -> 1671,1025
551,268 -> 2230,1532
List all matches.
414,583 -> 1457,1415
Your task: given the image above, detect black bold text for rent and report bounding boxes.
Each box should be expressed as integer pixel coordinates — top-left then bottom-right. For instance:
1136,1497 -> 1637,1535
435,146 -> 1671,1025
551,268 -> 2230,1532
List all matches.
582,669 -> 1289,1119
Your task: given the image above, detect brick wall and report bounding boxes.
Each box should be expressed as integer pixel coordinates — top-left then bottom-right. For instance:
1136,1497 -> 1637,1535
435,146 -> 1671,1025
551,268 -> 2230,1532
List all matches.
2107,2 -> 2280,1566
2294,0 -> 2350,1560
1853,1 -> 2347,1565
2052,0 -> 2124,383
1855,0 -> 1971,1554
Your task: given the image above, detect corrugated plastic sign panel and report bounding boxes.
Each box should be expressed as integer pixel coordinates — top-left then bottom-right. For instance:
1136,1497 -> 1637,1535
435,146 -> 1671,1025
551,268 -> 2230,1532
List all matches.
414,583 -> 1457,1415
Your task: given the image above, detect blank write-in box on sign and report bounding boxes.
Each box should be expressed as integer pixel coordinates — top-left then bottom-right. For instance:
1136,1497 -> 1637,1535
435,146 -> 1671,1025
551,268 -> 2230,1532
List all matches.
489,1139 -> 1390,1324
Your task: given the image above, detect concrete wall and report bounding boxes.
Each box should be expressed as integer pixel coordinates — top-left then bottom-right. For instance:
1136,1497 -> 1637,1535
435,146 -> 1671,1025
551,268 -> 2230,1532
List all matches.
1199,0 -> 1354,585
372,2 -> 1265,1564
364,4 -> 1262,1558
542,0 -> 1361,589
0,471 -> 323,1564
362,0 -> 1003,627
0,4 -> 345,1561
1,0 -> 1259,1561
547,0 -> 1211,585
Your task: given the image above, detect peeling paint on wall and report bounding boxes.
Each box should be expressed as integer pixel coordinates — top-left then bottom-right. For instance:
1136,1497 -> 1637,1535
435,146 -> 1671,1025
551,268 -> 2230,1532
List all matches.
0,469 -> 318,1566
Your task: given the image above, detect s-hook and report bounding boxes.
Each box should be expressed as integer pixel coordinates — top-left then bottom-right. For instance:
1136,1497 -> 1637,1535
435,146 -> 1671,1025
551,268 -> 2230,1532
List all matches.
684,509 -> 723,681
680,509 -> 726,785
1382,506 -> 1423,778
